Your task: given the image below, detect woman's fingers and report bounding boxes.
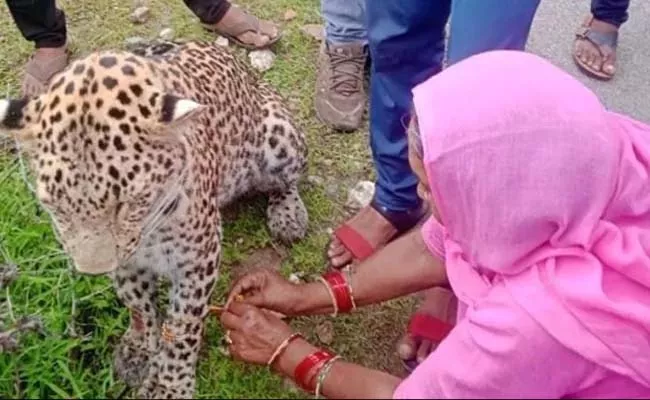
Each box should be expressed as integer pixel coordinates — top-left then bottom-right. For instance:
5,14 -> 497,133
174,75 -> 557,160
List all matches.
220,306 -> 247,330
226,272 -> 266,306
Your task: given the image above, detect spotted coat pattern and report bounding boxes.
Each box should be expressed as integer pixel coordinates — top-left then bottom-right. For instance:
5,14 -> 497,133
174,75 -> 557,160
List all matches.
0,40 -> 308,398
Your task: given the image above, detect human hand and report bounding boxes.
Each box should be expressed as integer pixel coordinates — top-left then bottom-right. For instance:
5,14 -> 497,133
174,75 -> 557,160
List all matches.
226,268 -> 305,316
220,301 -> 295,366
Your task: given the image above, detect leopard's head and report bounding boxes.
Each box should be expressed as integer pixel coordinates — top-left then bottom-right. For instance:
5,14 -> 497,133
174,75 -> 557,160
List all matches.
0,51 -> 205,274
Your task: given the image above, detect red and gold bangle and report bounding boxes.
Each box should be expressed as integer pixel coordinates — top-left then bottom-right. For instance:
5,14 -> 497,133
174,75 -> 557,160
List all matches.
317,276 -> 339,317
323,271 -> 355,314
294,350 -> 335,393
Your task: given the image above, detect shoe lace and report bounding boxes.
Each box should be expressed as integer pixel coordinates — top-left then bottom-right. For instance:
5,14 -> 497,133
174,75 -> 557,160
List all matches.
328,48 -> 366,97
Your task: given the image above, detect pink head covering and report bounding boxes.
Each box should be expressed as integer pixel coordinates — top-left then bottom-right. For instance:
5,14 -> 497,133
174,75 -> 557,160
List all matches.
412,50 -> 650,386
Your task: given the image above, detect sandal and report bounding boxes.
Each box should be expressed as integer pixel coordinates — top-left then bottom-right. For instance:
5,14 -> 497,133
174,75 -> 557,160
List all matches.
573,16 -> 619,81
202,7 -> 281,50
329,199 -> 429,266
400,288 -> 456,372
21,49 -> 69,98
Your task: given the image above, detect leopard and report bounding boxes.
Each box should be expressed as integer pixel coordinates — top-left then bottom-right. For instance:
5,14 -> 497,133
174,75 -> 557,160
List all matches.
0,39 -> 308,398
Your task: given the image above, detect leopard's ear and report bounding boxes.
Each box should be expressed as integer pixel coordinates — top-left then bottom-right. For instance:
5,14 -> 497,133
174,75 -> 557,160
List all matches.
159,94 -> 205,125
0,98 -> 39,143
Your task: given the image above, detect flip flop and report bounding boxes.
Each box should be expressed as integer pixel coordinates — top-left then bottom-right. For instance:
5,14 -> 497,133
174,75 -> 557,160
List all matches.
328,200 -> 429,266
202,9 -> 282,50
400,312 -> 454,373
573,16 -> 618,81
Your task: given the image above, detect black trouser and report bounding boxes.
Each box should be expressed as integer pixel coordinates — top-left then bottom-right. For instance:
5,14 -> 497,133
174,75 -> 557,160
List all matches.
183,0 -> 231,25
5,0 -> 231,49
592,0 -> 630,27
6,0 -> 67,48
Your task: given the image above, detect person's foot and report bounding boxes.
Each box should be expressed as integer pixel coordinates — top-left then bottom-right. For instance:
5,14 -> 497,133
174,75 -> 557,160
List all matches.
204,5 -> 280,50
397,287 -> 457,371
21,46 -> 69,97
328,205 -> 396,268
573,16 -> 619,80
314,41 -> 367,132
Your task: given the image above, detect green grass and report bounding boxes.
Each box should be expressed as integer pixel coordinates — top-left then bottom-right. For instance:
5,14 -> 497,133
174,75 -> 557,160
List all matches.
0,0 -> 415,398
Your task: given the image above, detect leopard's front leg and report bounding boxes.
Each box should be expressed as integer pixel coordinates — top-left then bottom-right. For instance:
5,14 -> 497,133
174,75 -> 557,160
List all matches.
112,267 -> 160,389
137,237 -> 220,399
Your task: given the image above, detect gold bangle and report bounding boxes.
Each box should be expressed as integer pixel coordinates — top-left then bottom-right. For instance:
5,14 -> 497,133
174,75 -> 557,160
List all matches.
266,332 -> 303,368
314,355 -> 341,399
317,276 -> 339,317
343,266 -> 357,311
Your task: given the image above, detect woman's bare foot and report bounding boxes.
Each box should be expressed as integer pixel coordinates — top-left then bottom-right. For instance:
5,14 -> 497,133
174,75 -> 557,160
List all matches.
21,46 -> 69,97
573,16 -> 619,79
397,287 -> 456,371
328,206 -> 398,268
205,5 -> 280,50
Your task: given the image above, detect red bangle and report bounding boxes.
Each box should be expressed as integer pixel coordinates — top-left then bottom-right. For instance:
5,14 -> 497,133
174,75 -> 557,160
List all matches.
294,350 -> 334,393
323,271 -> 354,313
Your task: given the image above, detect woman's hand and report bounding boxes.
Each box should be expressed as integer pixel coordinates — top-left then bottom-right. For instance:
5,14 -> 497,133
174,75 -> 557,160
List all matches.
220,301 -> 296,365
226,268 -> 306,316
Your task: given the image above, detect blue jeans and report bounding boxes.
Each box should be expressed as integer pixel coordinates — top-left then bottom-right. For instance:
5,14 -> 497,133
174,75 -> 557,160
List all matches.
321,0 -> 367,44
592,0 -> 630,27
368,0 -> 541,212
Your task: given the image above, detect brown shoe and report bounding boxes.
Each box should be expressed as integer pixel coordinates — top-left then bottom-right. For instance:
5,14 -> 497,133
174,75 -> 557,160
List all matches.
314,41 -> 367,132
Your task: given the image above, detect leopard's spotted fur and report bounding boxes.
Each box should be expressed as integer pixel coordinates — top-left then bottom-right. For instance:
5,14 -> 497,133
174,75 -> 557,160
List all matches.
0,40 -> 308,398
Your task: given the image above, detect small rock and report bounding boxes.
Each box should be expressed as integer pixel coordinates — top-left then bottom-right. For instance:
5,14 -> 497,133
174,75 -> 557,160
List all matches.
345,180 -> 375,210
325,227 -> 334,235
325,183 -> 338,198
236,238 -> 244,245
130,6 -> 150,24
124,36 -> 147,49
315,321 -> 334,345
248,50 -> 276,72
288,272 -> 304,284
300,24 -> 324,41
283,9 -> 297,21
307,175 -> 324,186
159,28 -> 174,41
214,36 -> 229,47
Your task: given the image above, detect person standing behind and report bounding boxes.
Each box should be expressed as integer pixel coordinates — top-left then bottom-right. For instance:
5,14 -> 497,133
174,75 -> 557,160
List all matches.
6,0 -> 281,97
325,0 -> 542,370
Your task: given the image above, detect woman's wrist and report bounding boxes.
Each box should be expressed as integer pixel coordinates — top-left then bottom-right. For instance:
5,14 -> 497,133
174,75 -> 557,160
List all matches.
272,337 -> 320,377
290,281 -> 333,315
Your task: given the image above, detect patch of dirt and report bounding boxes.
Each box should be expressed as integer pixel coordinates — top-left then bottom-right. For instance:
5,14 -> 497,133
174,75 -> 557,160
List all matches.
229,246 -> 287,283
292,295 -> 418,378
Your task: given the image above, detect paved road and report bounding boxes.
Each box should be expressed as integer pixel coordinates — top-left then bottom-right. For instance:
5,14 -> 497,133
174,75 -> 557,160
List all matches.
527,0 -> 649,122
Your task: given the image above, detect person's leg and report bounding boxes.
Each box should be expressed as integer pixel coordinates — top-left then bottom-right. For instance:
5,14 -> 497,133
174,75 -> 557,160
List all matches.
6,0 -> 69,97
446,0 -> 541,66
326,0 -> 450,268
315,0 -> 368,131
573,0 -> 630,79
186,0 -> 280,50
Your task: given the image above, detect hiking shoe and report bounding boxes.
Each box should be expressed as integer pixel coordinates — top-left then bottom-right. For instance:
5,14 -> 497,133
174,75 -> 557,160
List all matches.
314,41 -> 367,132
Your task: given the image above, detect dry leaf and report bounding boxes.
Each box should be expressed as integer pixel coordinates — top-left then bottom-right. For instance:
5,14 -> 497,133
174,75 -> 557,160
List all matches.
315,321 -> 334,345
300,24 -> 324,41
283,9 -> 297,21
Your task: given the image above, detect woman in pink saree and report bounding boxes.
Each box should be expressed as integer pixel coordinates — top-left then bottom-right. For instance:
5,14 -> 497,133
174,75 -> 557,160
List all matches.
218,50 -> 650,398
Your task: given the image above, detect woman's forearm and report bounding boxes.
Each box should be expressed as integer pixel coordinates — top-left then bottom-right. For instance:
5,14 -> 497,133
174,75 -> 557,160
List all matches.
275,338 -> 401,399
292,229 -> 448,315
